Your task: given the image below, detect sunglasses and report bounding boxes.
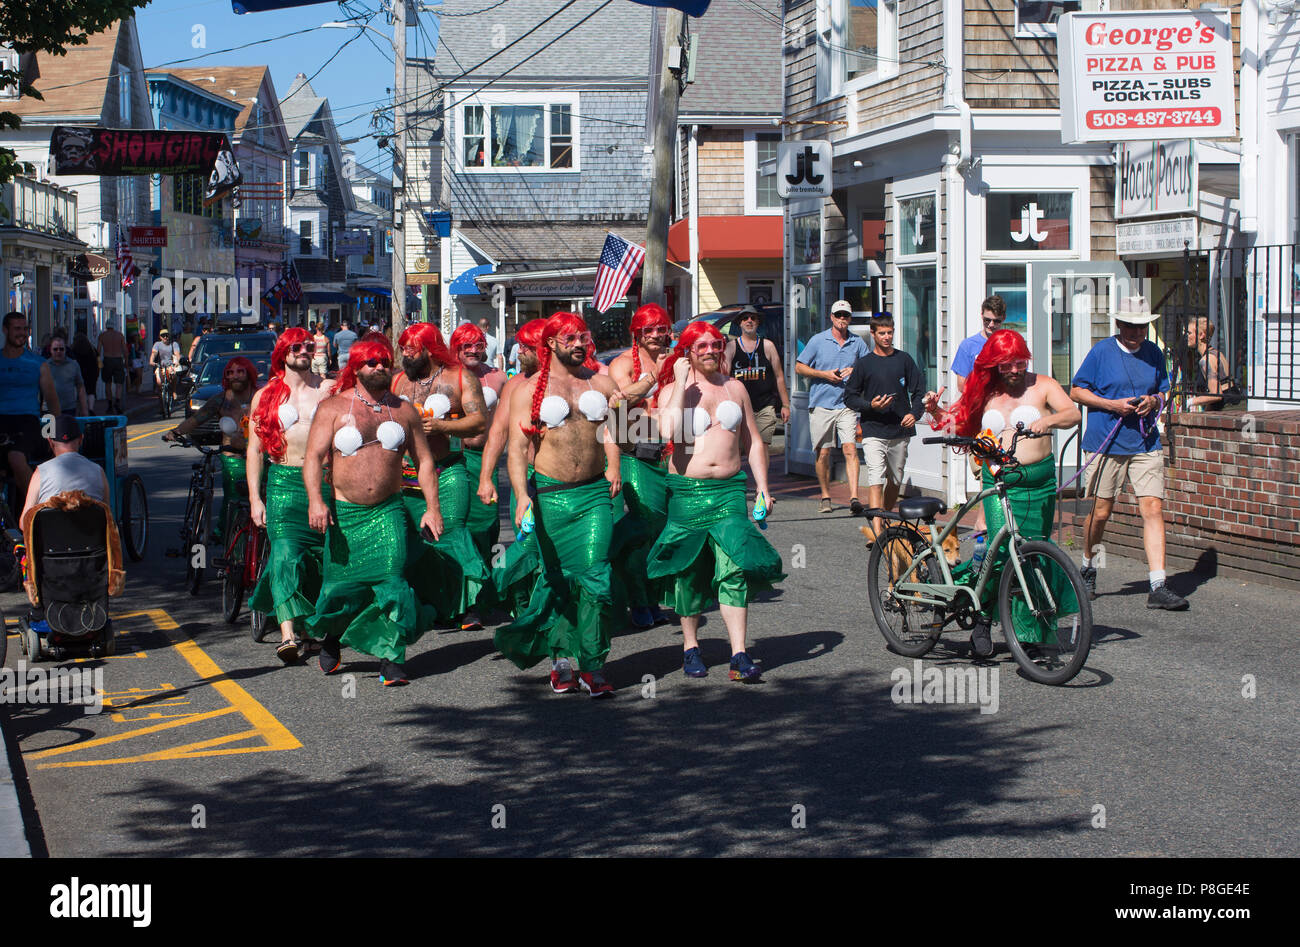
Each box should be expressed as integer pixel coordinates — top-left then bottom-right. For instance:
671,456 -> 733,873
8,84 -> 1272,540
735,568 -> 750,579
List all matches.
639,328 -> 670,339
557,332 -> 593,347
740,315 -> 759,322
459,343 -> 487,353
831,312 -> 851,319
997,359 -> 1030,374
692,340 -> 725,354
362,358 -> 392,368
983,317 -> 1004,326
290,342 -> 316,354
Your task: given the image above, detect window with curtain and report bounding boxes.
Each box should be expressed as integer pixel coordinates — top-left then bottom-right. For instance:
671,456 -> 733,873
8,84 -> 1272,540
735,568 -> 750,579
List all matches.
461,101 -> 579,171
755,133 -> 780,209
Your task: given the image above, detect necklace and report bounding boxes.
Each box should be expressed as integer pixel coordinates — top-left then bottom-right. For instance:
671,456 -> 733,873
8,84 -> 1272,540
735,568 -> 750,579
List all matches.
355,389 -> 385,414
409,364 -> 442,399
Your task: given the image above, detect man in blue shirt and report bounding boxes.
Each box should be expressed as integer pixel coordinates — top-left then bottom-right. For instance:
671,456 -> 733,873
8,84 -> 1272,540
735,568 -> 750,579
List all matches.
1070,296 -> 1187,610
795,300 -> 870,513
952,295 -> 1006,393
0,311 -> 62,497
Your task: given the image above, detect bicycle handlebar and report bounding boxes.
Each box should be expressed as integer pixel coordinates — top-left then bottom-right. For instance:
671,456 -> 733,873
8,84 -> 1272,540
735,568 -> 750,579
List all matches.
923,423 -> 1049,468
167,434 -> 242,455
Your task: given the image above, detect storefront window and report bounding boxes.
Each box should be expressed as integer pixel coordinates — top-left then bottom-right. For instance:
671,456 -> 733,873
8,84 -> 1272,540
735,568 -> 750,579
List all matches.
791,273 -> 821,394
792,212 -> 821,267
899,266 -> 938,391
986,263 -> 1028,336
986,191 -> 1073,252
897,195 -> 936,257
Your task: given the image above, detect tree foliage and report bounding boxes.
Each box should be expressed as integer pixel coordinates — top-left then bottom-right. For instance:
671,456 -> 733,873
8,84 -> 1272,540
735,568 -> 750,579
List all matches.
1,0 -> 152,186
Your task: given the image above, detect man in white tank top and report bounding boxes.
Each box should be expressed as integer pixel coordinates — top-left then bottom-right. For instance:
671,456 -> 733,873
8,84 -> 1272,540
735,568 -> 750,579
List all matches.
22,416 -> 109,519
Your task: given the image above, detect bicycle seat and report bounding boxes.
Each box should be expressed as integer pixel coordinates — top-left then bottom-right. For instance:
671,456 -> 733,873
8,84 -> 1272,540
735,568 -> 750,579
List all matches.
897,497 -> 946,521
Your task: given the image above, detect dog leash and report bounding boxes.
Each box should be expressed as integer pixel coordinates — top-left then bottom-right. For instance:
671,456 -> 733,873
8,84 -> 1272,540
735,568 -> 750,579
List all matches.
1058,392 -> 1163,495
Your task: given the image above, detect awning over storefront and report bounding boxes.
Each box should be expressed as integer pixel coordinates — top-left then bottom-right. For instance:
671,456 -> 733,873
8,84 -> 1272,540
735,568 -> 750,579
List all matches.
302,291 -> 355,305
357,285 -> 391,297
667,215 -> 783,263
449,263 -> 495,296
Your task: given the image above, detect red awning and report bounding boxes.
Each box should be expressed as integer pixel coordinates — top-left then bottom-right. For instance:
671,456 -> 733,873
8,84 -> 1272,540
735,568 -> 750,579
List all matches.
667,215 -> 783,264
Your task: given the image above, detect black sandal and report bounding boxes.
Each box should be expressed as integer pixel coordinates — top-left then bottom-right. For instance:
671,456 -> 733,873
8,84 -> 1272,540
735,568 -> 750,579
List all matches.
276,639 -> 299,664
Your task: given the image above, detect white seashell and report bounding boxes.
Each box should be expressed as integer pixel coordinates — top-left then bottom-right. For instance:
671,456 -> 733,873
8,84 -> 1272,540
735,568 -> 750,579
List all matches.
981,409 -> 1006,436
482,387 -> 499,410
539,395 -> 569,428
219,416 -> 239,436
577,388 -> 608,422
716,399 -> 743,432
376,420 -> 406,450
690,406 -> 712,438
425,392 -> 451,419
303,402 -> 317,423
333,424 -> 363,456
277,403 -> 298,430
1008,404 -> 1043,430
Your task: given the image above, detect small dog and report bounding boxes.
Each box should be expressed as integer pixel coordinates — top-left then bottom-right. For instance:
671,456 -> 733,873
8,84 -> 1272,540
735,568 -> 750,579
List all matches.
861,520 -> 963,579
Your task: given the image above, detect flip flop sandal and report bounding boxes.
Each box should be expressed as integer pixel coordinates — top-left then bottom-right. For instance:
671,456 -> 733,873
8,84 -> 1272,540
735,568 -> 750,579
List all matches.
276,640 -> 299,664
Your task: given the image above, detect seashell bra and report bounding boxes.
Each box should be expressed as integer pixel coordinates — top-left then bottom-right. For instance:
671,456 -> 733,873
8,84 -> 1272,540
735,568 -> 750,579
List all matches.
686,399 -> 743,438
981,404 -> 1042,437
536,385 -> 609,429
332,391 -> 406,457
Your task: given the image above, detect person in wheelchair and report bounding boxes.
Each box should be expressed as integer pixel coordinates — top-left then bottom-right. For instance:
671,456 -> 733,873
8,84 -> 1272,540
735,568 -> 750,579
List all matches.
18,416 -> 124,654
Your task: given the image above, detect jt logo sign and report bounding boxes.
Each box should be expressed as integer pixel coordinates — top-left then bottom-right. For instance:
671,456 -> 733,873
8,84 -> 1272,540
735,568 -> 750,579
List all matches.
785,146 -> 824,186
1010,202 -> 1049,243
777,140 -> 832,198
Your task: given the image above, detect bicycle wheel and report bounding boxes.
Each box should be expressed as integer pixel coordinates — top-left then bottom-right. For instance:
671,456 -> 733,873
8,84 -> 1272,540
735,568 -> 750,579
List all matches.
222,508 -> 250,623
185,494 -> 208,595
248,527 -> 269,642
120,473 -> 148,561
998,539 -> 1093,685
866,526 -> 945,658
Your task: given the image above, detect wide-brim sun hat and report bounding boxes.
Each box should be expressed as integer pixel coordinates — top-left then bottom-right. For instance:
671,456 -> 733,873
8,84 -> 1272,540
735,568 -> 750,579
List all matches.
1115,295 -> 1160,326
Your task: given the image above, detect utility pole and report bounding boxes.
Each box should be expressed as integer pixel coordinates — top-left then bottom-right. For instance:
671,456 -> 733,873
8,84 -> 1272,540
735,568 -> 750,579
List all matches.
390,0 -> 408,348
641,8 -> 684,307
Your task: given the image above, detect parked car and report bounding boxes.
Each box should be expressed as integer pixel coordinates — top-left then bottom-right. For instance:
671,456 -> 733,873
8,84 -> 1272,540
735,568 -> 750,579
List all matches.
190,328 -> 277,368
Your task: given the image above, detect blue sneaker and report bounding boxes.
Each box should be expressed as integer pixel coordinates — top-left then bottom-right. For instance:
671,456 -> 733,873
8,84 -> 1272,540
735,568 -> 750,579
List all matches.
728,652 -> 762,682
683,647 -> 708,678
629,606 -> 655,630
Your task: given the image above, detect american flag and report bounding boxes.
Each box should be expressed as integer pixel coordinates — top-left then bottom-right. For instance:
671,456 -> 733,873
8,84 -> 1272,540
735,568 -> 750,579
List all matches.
116,225 -> 137,289
593,232 -> 646,313
285,260 -> 303,302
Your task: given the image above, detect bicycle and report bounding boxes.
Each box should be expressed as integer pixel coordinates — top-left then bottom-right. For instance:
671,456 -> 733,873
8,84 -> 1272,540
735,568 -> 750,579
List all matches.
865,424 -> 1094,686
213,483 -> 269,633
156,364 -> 179,419
167,434 -> 240,595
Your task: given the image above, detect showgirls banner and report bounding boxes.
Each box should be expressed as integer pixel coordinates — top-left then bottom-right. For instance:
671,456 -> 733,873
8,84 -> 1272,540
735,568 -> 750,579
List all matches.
49,127 -> 242,205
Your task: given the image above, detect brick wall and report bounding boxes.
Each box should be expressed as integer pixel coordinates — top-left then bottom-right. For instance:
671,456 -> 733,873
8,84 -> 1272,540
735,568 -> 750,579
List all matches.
1058,411 -> 1300,590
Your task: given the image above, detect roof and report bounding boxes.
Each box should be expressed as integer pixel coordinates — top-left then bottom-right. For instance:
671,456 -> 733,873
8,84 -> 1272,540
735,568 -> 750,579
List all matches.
5,22 -> 124,121
280,73 -> 326,140
144,71 -> 243,119
423,0 -> 653,85
168,66 -> 276,138
457,222 -> 632,268
668,215 -> 782,262
677,0 -> 782,118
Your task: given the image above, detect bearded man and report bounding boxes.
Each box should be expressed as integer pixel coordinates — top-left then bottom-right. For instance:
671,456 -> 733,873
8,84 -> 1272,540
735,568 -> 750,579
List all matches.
495,312 -> 621,697
646,321 -> 784,683
392,322 -> 489,627
607,303 -> 674,629
449,321 -> 508,627
246,328 -> 335,663
303,333 -> 443,686
164,355 -> 257,544
924,329 -> 1082,656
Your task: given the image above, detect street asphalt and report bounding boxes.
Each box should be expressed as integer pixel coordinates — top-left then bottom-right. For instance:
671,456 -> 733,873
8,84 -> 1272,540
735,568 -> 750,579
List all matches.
1,417 -> 1297,857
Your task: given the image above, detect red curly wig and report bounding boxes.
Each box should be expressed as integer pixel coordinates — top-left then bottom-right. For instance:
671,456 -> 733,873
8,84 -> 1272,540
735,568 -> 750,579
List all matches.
629,302 -> 670,380
397,321 -> 455,370
448,322 -> 486,354
252,327 -> 309,462
930,329 -> 1033,437
336,332 -> 395,394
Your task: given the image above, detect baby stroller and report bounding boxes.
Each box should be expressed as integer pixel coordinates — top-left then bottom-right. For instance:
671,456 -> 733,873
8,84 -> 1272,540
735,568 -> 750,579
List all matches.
17,490 -> 126,661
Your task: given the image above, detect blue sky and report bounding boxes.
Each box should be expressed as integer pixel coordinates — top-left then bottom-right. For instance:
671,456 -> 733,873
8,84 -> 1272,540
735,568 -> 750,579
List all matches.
133,1 -> 441,174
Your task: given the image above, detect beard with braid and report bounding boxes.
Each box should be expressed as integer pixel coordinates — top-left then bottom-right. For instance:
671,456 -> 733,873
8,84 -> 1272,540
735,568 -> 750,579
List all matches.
403,350 -> 432,380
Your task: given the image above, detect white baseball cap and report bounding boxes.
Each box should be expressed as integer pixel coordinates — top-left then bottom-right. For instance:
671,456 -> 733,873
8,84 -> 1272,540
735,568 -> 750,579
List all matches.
830,300 -> 853,315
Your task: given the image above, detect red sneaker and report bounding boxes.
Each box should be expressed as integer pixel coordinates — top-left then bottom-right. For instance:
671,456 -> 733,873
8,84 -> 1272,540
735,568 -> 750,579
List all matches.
549,658 -> 579,694
578,670 -> 614,698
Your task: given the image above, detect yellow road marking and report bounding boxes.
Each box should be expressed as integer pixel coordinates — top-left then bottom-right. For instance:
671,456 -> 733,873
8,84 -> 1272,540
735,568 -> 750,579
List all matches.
126,424 -> 173,444
30,608 -> 301,769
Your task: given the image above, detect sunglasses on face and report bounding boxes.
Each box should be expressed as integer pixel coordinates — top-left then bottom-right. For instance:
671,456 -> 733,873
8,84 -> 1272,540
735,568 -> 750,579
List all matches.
362,358 -> 392,369
459,343 -> 487,353
290,342 -> 316,354
557,332 -> 593,347
50,347 -> 66,353
639,328 -> 670,340
692,340 -> 725,354
983,317 -> 1004,326
997,359 -> 1030,374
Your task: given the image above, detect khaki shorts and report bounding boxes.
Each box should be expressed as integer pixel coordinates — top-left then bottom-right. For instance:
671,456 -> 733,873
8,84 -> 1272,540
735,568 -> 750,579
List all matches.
753,404 -> 778,446
862,436 -> 908,487
810,406 -> 857,450
1088,449 -> 1165,500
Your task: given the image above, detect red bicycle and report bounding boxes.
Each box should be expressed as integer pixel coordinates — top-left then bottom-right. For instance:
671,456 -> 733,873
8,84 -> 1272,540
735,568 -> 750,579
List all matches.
216,485 -> 269,639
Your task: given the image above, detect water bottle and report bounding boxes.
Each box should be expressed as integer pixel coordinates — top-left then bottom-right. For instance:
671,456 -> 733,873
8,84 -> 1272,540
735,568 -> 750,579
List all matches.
971,534 -> 986,574
752,491 -> 769,530
517,503 -> 535,540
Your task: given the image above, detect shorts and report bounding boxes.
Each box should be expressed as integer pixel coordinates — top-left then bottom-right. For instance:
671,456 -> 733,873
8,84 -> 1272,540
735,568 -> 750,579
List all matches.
102,357 -> 125,384
753,404 -> 778,446
809,406 -> 857,451
862,436 -> 908,487
1088,449 -> 1165,500
0,414 -> 49,466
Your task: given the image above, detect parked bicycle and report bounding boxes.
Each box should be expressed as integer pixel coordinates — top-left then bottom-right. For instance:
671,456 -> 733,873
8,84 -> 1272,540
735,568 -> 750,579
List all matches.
167,434 -> 239,595
214,477 -> 269,636
865,424 -> 1093,685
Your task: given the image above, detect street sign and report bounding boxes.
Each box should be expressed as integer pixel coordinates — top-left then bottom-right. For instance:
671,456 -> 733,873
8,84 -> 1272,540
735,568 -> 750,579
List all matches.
130,226 -> 167,246
1116,216 -> 1198,257
1058,9 -> 1236,143
777,140 -> 832,199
